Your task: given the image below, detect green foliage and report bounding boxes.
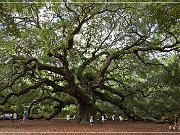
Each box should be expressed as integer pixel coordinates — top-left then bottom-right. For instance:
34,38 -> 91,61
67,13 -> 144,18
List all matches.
96,100 -> 121,116
0,2 -> 179,121
59,105 -> 77,117
31,105 -> 53,115
147,3 -> 180,30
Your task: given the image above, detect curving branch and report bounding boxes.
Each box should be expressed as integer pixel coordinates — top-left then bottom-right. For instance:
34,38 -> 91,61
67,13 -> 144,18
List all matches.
64,1 -> 80,23
0,71 -> 26,92
44,79 -> 67,93
30,4 -> 41,29
135,52 -> 173,77
64,4 -> 118,51
28,95 -> 75,120
24,58 -> 65,76
90,54 -> 124,89
91,23 -> 116,56
89,37 -> 179,91
94,90 -> 142,121
76,51 -> 109,82
1,79 -> 48,105
47,52 -> 64,62
99,84 -> 125,101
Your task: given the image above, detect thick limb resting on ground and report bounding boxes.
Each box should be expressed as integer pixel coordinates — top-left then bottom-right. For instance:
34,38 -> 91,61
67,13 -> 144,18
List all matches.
28,95 -> 75,120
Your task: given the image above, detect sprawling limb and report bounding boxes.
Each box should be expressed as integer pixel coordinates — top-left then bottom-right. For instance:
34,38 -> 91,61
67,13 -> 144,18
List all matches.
1,79 -> 49,105
28,95 -> 75,120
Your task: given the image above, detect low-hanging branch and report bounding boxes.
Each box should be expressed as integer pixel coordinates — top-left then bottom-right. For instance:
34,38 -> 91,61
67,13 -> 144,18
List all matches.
0,71 -> 26,92
1,78 -> 49,105
99,84 -> 125,101
28,95 -> 75,120
94,90 -> 142,121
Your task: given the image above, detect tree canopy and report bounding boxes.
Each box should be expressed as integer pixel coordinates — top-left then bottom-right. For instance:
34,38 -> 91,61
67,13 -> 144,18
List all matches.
0,1 -> 179,122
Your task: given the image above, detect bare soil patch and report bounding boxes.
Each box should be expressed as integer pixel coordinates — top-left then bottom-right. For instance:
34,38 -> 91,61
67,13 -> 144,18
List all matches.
0,119 -> 179,135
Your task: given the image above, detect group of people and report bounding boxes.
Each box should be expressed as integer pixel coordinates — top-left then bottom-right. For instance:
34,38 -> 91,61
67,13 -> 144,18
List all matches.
3,110 -> 179,129
89,115 -> 124,125
65,114 -> 123,125
0,110 -> 28,125
90,114 -> 180,129
22,112 -> 180,130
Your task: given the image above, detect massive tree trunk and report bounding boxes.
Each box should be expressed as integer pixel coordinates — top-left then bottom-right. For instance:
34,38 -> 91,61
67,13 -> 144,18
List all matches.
74,87 -> 97,122
77,103 -> 94,122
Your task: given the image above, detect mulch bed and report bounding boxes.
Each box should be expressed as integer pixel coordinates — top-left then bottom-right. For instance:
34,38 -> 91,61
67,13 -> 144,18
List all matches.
0,119 -> 179,135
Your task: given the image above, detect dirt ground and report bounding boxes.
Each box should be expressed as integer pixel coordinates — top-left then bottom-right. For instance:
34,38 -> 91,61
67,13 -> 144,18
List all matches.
0,119 -> 179,135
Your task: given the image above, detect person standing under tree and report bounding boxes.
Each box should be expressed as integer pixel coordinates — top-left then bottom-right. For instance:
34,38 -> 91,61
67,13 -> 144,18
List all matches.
173,114 -> 180,130
66,115 -> 70,123
112,115 -> 115,121
101,115 -> 105,123
90,116 -> 93,125
13,113 -> 17,120
22,110 -> 28,124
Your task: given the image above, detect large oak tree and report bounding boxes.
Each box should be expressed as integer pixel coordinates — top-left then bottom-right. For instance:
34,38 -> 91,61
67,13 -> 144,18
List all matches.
0,1 -> 179,121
